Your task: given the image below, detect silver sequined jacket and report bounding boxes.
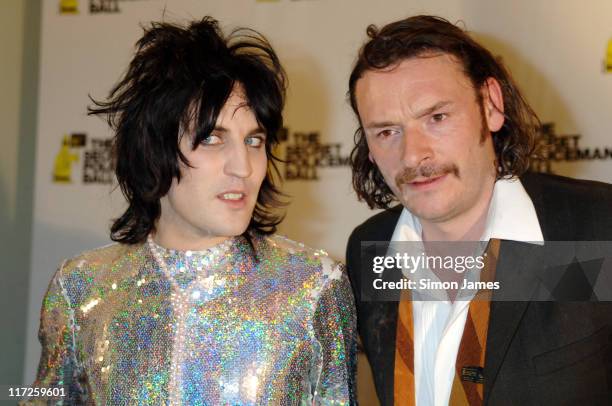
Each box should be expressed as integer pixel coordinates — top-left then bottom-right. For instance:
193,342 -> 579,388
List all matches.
27,233 -> 357,405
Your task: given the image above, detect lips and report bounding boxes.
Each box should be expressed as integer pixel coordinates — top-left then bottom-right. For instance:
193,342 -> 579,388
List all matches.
217,190 -> 247,209
218,192 -> 245,200
407,174 -> 447,188
396,163 -> 459,188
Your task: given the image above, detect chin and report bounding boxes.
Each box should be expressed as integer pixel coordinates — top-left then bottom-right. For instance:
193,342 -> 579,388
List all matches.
218,222 -> 251,238
210,208 -> 255,237
405,202 -> 453,223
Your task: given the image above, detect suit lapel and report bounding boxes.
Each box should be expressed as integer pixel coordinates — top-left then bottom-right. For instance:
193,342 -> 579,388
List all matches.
484,240 -> 544,403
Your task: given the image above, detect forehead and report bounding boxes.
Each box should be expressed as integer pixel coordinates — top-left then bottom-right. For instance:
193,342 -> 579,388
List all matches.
355,54 -> 476,121
216,87 -> 256,123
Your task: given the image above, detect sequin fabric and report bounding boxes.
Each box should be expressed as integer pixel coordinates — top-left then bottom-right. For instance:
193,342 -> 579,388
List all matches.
26,233 -> 357,405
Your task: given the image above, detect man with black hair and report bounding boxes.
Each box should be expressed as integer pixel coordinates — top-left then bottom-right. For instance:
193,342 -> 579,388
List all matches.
27,18 -> 356,405
346,15 -> 612,406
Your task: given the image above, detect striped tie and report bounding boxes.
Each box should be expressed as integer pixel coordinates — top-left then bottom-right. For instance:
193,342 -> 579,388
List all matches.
393,239 -> 500,405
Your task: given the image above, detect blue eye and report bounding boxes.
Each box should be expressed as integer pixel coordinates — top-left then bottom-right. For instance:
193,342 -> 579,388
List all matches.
201,134 -> 222,145
246,136 -> 265,148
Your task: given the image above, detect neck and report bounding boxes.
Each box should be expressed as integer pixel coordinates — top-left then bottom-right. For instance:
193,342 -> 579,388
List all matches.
154,217 -> 229,252
152,230 -> 229,252
421,181 -> 495,242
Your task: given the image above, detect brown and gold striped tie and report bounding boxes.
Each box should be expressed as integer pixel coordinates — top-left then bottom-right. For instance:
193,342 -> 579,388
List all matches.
393,239 -> 500,406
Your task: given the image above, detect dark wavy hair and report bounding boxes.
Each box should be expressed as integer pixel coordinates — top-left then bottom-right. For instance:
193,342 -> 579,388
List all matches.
348,15 -> 541,209
89,17 -> 287,244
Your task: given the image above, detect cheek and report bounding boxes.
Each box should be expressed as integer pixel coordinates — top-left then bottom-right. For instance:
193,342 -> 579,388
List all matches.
169,173 -> 200,205
173,157 -> 217,196
187,151 -> 224,180
252,152 -> 268,184
373,150 -> 401,178
165,178 -> 192,216
437,125 -> 476,162
368,143 -> 390,167
373,160 -> 401,193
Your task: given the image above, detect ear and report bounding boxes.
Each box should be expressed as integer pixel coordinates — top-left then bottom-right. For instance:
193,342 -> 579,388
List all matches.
482,77 -> 505,132
368,151 -> 375,163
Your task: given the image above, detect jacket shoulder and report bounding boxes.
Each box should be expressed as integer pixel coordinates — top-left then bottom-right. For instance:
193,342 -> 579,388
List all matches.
349,205 -> 403,243
260,234 -> 343,275
61,243 -> 140,274
45,243 -> 145,308
521,172 -> 612,239
345,206 -> 402,287
522,172 -> 612,202
263,234 -> 332,257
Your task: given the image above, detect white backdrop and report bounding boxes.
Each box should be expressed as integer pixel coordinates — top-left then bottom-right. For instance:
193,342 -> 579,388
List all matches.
25,0 -> 612,393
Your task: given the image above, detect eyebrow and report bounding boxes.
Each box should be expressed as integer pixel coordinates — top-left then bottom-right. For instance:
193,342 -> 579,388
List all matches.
212,126 -> 266,136
363,121 -> 402,131
363,100 -> 454,130
414,100 -> 453,118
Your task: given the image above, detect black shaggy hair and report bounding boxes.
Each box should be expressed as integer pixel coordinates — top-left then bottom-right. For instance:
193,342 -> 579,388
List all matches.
89,17 -> 287,244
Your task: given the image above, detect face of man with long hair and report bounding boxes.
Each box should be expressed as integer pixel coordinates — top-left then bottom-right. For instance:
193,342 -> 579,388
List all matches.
355,53 -> 505,238
156,86 -> 268,250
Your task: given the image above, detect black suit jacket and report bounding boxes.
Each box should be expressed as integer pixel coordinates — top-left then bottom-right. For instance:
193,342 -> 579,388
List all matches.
346,172 -> 612,405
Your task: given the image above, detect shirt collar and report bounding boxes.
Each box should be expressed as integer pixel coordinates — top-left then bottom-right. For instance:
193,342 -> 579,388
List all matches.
390,178 -> 544,243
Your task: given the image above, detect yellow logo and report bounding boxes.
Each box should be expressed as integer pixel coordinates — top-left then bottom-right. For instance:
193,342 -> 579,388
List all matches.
60,0 -> 79,14
606,38 -> 612,73
53,135 -> 80,183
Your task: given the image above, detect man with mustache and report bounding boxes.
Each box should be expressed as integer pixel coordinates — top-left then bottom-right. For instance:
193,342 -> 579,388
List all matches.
345,15 -> 612,406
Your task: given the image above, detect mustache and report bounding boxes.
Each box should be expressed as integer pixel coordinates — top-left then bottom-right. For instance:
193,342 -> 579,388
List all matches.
395,163 -> 460,187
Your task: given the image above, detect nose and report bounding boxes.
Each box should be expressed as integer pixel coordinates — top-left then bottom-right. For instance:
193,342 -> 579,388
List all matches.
400,127 -> 434,169
224,142 -> 253,179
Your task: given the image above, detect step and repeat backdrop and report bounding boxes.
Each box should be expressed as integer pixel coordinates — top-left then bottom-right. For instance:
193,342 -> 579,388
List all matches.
25,0 -> 612,398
